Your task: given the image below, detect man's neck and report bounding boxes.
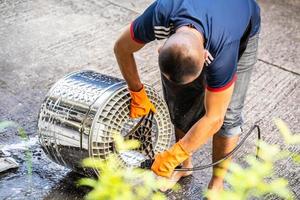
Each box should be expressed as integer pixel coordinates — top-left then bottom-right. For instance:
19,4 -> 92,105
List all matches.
176,25 -> 204,47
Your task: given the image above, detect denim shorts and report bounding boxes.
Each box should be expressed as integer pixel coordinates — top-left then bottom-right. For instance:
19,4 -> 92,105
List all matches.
161,33 -> 259,137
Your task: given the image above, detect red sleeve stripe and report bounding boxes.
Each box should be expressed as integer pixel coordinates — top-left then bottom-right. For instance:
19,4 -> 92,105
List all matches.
206,74 -> 237,92
130,22 -> 145,44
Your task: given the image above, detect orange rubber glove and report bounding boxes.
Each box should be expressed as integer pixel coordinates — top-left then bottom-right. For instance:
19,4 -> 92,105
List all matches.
151,140 -> 191,178
129,85 -> 156,118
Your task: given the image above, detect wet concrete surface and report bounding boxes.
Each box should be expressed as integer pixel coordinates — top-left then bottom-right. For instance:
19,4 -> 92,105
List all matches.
0,0 -> 299,199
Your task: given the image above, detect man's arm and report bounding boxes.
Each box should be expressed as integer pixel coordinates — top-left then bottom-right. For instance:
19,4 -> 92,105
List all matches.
114,25 -> 145,91
150,83 -> 235,177
114,25 -> 156,118
180,84 -> 235,153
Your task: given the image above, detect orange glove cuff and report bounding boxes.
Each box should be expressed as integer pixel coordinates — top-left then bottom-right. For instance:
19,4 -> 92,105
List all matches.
129,85 -> 156,118
151,140 -> 190,178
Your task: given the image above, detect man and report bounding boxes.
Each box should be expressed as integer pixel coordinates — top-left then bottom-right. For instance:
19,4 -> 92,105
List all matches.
114,0 -> 260,194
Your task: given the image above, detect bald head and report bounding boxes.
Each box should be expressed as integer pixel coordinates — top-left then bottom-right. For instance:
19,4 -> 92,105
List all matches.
158,28 -> 205,84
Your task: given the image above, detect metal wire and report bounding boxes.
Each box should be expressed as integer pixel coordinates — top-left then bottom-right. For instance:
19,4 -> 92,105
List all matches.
175,124 -> 261,171
125,111 -> 156,160
140,124 -> 261,171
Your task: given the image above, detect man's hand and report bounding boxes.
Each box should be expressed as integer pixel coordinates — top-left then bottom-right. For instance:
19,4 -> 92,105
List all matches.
151,140 -> 190,178
114,25 -> 155,118
129,85 -> 156,118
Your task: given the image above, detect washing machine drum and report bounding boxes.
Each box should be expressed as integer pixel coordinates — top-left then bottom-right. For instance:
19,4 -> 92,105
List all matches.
38,70 -> 173,175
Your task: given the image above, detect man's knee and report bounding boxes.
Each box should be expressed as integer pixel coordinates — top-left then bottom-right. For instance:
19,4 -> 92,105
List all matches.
218,109 -> 244,137
217,125 -> 242,138
174,127 -> 186,141
217,113 -> 243,137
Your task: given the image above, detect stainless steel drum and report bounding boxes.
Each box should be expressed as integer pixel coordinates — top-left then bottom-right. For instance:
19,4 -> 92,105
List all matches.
37,70 -> 173,175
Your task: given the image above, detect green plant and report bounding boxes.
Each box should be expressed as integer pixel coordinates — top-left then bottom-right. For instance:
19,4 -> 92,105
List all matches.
206,119 -> 299,200
0,120 -> 32,176
78,133 -> 169,200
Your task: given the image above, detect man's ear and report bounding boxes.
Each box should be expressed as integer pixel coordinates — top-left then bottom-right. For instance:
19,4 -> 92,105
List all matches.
204,50 -> 210,63
158,46 -> 163,54
203,50 -> 214,66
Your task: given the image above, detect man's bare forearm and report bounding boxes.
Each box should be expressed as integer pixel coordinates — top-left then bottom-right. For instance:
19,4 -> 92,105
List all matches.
114,25 -> 145,91
180,115 -> 223,154
180,84 -> 235,154
114,49 -> 143,91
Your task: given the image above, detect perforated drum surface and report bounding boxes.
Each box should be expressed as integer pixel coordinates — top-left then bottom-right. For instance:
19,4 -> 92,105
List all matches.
38,70 -> 173,175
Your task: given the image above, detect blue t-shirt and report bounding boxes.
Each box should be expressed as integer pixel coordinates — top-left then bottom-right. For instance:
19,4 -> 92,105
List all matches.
130,0 -> 261,91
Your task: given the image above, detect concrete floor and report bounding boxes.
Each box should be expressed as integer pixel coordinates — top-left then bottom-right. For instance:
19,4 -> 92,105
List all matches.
0,0 -> 299,199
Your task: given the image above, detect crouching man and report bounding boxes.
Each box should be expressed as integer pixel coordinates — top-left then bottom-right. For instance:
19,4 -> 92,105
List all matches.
114,0 -> 260,195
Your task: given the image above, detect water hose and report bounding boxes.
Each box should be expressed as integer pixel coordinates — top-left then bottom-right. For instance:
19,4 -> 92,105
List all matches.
139,118 -> 261,171
174,124 -> 261,171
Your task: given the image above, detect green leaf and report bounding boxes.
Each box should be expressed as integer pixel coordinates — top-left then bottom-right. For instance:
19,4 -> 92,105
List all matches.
79,153 -> 168,200
0,121 -> 18,133
151,192 -> 166,200
112,132 -> 140,151
274,118 -> 300,145
122,140 -> 141,150
82,157 -> 104,170
214,119 -> 297,200
0,121 -> 33,177
18,127 -> 29,141
78,178 -> 98,188
292,154 -> 300,164
268,178 -> 292,199
85,188 -> 103,200
257,141 -> 280,161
